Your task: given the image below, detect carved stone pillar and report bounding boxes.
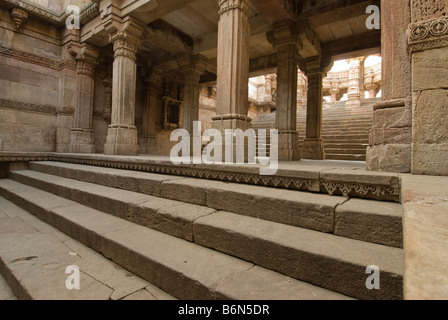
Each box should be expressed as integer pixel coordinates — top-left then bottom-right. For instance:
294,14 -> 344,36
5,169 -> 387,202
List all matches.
178,54 -> 208,133
212,0 -> 252,133
366,0 -> 412,173
346,57 -> 365,108
301,57 -> 327,160
104,17 -> 145,155
267,20 -> 302,160
69,44 -> 98,154
330,82 -> 340,102
408,1 -> 448,176
140,70 -> 163,155
264,75 -> 273,102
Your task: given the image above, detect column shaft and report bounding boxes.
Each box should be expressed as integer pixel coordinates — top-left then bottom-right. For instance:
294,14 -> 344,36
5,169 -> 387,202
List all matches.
104,19 -> 144,155
213,0 -> 252,131
69,45 -> 98,154
301,56 -> 326,160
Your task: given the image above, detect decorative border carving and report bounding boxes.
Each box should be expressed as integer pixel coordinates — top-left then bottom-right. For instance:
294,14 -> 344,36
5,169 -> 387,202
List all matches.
0,46 -> 76,71
0,98 -> 74,115
408,17 -> 448,53
321,181 -> 398,201
0,0 -> 99,26
0,153 -> 400,202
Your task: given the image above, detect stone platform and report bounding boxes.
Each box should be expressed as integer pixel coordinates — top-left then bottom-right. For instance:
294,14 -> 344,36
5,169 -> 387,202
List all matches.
0,152 -> 400,202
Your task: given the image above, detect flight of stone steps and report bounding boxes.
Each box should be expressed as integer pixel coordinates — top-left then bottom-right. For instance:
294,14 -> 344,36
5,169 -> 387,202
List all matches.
0,161 -> 403,300
253,99 -> 377,161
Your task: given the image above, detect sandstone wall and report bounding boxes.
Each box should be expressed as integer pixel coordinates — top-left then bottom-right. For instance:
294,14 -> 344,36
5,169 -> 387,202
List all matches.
0,7 -> 76,153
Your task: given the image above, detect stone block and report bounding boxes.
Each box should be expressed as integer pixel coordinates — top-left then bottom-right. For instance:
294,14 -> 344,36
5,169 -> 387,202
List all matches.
372,106 -> 411,129
412,143 -> 448,176
335,199 -> 403,248
413,89 -> 448,145
19,69 -> 59,91
413,47 -> 448,91
0,65 -> 20,82
206,183 -> 343,233
371,127 -> 412,145
366,144 -> 411,173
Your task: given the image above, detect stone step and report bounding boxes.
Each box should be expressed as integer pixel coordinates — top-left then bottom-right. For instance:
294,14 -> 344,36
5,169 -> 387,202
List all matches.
322,134 -> 370,140
322,126 -> 372,132
0,180 -> 353,300
325,149 -> 367,155
324,138 -> 370,144
194,211 -> 403,300
326,154 -> 367,161
324,143 -> 369,149
0,196 -> 176,300
23,162 -> 403,248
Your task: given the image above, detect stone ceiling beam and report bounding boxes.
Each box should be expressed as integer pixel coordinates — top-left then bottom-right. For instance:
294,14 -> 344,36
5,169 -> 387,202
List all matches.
321,30 -> 381,61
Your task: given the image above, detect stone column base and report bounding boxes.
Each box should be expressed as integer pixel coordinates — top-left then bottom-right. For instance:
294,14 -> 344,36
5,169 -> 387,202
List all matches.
139,136 -> 157,155
211,114 -> 252,131
210,114 -> 253,163
302,138 -> 326,160
104,125 -> 139,156
277,131 -> 301,161
69,129 -> 95,154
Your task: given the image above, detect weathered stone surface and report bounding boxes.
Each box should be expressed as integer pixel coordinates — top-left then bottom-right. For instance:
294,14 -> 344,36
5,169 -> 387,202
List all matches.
216,266 -> 353,300
366,144 -> 411,173
128,199 -> 215,241
412,48 -> 448,91
160,178 -> 210,206
372,106 -> 412,129
335,199 -> 403,248
123,284 -> 177,300
0,197 -> 175,300
412,89 -> 448,175
370,127 -> 411,145
207,182 -> 344,233
381,0 -> 411,101
101,224 -> 254,300
30,161 -> 182,197
194,211 -> 404,300
402,175 -> 448,300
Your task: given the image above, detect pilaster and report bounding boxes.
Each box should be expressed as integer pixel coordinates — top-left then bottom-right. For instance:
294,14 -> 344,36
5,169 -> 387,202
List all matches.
69,43 -> 99,154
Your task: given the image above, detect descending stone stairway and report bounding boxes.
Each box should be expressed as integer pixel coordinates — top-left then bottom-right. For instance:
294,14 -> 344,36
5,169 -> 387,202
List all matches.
253,99 -> 377,161
0,161 -> 404,300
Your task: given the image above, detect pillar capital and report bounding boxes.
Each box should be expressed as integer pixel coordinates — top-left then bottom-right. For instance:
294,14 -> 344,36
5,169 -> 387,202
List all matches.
75,43 -> 99,64
177,53 -> 208,78
105,16 -> 146,60
218,0 -> 250,16
267,20 -> 303,51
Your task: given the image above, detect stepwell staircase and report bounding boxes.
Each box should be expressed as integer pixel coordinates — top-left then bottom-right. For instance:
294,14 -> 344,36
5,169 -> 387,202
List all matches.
253,99 -> 377,161
0,157 -> 403,300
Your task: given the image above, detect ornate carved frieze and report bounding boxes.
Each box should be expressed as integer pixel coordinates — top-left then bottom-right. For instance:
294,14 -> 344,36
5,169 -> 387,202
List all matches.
408,17 -> 448,53
0,45 -> 76,70
0,98 -> 74,115
0,0 -> 99,26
